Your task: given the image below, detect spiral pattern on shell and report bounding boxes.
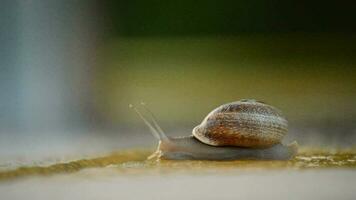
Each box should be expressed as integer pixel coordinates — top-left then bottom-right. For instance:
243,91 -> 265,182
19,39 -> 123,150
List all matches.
192,99 -> 288,148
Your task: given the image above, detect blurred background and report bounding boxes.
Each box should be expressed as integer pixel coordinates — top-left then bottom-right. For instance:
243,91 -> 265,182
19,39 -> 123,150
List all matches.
0,0 -> 355,161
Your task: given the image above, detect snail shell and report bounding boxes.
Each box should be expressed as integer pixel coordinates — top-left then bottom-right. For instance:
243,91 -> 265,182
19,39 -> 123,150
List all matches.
192,99 -> 288,148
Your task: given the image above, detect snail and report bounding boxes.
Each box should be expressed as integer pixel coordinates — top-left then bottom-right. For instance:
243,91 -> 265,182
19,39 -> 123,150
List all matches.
130,99 -> 298,160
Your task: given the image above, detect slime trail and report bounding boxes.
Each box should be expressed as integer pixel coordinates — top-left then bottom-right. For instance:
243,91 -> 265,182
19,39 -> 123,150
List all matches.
0,148 -> 356,181
0,150 -> 150,181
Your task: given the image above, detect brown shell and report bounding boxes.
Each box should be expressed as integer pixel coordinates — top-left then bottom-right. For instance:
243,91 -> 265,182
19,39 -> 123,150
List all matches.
192,99 -> 288,148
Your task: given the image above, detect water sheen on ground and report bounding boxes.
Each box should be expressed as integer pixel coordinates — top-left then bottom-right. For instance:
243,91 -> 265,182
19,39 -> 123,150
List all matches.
0,147 -> 355,181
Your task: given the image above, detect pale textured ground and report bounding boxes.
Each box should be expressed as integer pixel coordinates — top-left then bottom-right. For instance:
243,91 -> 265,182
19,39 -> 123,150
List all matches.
0,129 -> 355,200
0,146 -> 355,200
1,169 -> 355,200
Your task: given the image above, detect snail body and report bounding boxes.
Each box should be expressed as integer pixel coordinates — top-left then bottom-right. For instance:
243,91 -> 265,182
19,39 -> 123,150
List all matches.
152,136 -> 297,160
131,99 -> 297,161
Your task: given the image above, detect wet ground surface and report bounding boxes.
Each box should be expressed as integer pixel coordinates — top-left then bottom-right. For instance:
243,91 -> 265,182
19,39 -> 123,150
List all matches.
0,147 -> 355,180
0,147 -> 355,200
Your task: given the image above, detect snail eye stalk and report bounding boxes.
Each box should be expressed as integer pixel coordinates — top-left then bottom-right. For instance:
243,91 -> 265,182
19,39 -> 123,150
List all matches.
129,103 -> 169,142
140,102 -> 168,141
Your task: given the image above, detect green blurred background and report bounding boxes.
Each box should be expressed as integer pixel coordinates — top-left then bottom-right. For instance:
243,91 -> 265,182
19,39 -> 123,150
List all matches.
95,1 -> 356,140
1,0 -> 356,157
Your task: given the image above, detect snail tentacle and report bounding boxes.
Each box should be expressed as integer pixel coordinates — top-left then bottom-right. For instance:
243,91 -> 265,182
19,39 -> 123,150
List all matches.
140,102 -> 169,141
129,104 -> 170,142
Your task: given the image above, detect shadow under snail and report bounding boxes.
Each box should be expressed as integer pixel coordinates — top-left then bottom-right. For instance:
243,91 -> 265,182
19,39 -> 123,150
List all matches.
130,99 -> 298,160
